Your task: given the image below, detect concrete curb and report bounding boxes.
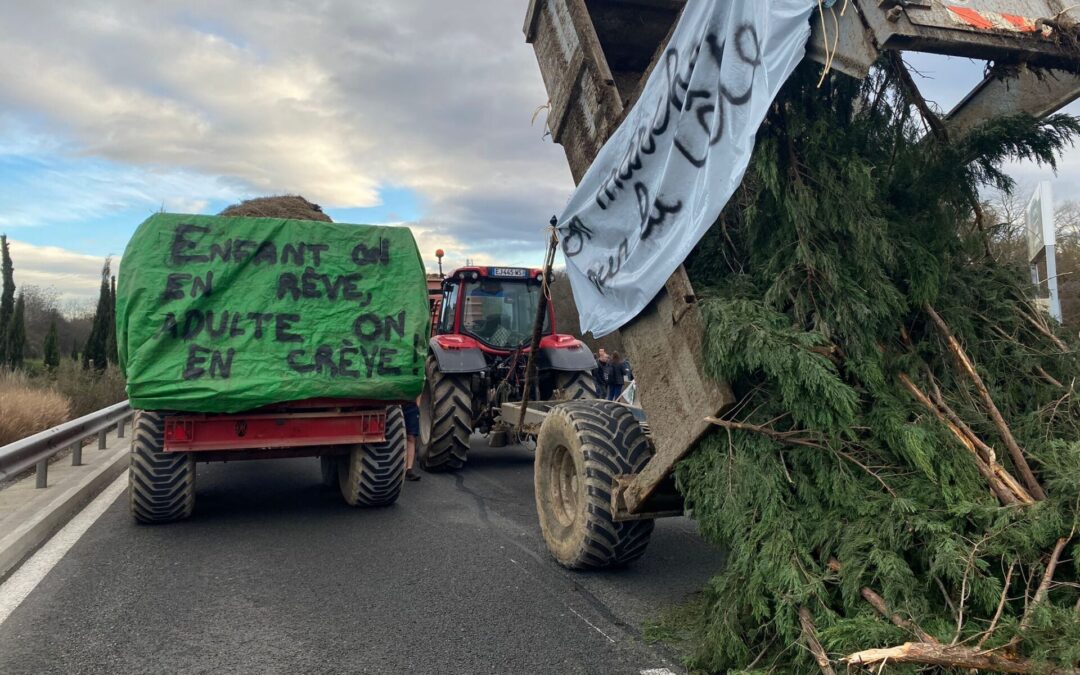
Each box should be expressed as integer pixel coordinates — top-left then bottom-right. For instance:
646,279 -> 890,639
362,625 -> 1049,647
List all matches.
0,446 -> 128,581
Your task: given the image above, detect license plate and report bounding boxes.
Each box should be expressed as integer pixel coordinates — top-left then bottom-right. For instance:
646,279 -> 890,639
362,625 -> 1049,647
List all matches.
489,267 -> 529,278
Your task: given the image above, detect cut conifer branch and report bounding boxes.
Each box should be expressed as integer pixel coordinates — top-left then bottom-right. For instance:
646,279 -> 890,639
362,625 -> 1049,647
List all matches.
651,58 -> 1080,670
704,417 -> 822,448
888,52 -> 949,144
924,381 -> 1034,503
925,370 -> 999,464
1019,305 -> 1070,353
798,607 -> 836,675
844,642 -> 1080,673
860,587 -> 938,643
1019,537 -> 1071,635
899,373 -> 1029,505
976,562 -> 1016,650
1035,365 -> 1066,390
924,303 -> 1046,501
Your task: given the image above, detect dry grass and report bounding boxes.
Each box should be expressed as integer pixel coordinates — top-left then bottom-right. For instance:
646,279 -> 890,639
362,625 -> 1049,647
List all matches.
48,360 -> 127,418
0,371 -> 71,446
217,195 -> 333,222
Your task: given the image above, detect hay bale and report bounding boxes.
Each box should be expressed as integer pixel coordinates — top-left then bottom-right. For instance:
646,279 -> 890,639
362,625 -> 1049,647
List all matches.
218,195 -> 333,222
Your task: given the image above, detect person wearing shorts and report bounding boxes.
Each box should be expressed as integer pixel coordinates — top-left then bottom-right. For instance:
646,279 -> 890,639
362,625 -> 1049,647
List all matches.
403,401 -> 421,481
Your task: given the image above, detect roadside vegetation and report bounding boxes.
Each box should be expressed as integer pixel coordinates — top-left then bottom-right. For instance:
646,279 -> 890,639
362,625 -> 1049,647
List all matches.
0,234 -> 124,445
0,370 -> 71,446
552,62 -> 1080,674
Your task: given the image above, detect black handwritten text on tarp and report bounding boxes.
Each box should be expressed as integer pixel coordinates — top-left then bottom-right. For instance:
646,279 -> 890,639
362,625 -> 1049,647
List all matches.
159,224 -> 417,382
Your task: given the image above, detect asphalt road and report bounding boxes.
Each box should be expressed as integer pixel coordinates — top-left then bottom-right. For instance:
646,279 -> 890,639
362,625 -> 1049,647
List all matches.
0,437 -> 724,674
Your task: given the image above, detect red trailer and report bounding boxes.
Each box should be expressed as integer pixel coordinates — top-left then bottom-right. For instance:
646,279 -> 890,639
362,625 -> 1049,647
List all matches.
131,398 -> 407,523
119,198 -> 428,524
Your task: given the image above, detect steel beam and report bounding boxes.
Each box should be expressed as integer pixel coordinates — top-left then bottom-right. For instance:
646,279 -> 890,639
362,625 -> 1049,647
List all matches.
946,66 -> 1080,136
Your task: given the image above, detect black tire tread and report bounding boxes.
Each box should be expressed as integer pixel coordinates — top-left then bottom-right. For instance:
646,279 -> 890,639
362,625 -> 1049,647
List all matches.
555,370 -> 599,400
539,400 -> 654,569
129,410 -> 195,524
420,356 -> 471,472
339,406 -> 406,507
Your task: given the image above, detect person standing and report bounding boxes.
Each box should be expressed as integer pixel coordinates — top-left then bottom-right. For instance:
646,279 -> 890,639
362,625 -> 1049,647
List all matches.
403,401 -> 421,481
607,352 -> 630,401
594,348 -> 609,394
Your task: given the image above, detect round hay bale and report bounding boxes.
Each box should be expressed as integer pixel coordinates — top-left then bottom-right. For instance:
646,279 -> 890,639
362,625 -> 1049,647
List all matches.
218,195 -> 333,222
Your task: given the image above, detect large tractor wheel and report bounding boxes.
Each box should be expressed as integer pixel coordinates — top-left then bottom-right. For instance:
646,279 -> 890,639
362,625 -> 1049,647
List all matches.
554,370 -> 599,400
339,406 -> 407,507
534,400 -> 654,569
418,356 -> 471,472
129,410 -> 196,524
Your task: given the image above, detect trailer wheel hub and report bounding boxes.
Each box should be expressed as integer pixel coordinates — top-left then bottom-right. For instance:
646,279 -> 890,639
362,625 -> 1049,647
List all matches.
550,444 -> 579,527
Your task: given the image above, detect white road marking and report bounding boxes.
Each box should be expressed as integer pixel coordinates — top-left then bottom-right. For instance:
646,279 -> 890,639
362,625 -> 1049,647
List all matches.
0,471 -> 127,627
569,607 -> 616,644
640,669 -> 677,675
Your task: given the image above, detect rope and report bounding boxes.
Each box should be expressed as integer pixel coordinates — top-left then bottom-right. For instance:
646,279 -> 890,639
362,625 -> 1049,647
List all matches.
815,1 -> 841,88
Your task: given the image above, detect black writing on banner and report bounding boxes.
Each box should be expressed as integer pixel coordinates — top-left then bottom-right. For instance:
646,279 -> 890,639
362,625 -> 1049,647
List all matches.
157,222 -> 420,382
561,24 -> 761,295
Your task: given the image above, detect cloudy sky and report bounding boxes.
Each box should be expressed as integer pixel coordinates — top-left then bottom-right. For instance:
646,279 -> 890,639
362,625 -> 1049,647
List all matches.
0,1 -> 1077,307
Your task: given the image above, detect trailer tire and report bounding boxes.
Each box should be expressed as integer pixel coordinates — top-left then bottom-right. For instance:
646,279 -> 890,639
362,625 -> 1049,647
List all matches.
339,406 -> 406,507
534,400 -> 654,569
554,370 -> 599,400
319,455 -> 339,488
129,411 -> 195,524
418,356 -> 471,472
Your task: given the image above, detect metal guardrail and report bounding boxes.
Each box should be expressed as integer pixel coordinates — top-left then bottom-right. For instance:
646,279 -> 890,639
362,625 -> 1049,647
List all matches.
0,401 -> 134,486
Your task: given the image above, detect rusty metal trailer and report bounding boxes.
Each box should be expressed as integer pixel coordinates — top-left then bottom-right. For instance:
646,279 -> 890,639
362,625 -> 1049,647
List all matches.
522,0 -> 1080,569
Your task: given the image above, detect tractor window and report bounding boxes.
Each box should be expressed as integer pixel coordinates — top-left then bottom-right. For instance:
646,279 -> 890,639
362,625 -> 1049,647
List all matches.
461,279 -> 548,348
438,283 -> 459,334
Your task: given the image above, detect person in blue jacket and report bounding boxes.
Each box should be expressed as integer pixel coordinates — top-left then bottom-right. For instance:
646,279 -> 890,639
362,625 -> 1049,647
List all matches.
606,352 -> 631,401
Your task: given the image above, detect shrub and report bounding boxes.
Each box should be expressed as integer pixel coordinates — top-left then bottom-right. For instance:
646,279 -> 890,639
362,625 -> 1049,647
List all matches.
48,360 -> 126,418
0,371 -> 71,446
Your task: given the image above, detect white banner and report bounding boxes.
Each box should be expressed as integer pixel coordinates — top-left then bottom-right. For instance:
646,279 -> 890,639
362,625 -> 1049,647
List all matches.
557,0 -> 817,337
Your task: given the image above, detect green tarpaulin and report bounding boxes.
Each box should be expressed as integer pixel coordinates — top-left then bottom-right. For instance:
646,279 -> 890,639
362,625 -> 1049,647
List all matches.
116,213 -> 430,413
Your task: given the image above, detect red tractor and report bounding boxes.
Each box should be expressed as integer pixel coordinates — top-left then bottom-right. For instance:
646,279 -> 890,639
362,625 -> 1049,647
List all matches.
419,265 -> 598,471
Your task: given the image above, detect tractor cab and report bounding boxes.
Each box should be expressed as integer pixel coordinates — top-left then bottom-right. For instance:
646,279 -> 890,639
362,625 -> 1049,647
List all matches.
420,262 -> 598,472
435,266 -> 552,352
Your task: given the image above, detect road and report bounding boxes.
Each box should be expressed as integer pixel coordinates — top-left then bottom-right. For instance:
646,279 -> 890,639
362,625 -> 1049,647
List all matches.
0,437 -> 724,674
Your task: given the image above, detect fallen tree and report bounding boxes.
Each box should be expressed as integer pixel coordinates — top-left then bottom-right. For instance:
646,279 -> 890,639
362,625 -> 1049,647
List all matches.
672,59 -> 1080,673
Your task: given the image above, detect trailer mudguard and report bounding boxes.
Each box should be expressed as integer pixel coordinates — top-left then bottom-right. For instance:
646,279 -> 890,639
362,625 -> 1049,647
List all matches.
536,335 -> 597,372
429,337 -> 487,374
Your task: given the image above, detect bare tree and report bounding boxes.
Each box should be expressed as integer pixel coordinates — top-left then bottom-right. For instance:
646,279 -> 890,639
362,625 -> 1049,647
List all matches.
1055,199 -> 1080,246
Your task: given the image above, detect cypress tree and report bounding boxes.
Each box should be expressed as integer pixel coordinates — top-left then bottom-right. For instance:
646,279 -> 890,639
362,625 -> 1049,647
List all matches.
83,260 -> 111,370
5,293 -> 26,369
664,61 -> 1080,672
43,318 -> 60,369
0,235 -> 14,365
105,274 -> 118,365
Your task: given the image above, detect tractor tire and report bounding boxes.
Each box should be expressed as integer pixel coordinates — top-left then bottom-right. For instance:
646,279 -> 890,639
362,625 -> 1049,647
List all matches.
129,410 -> 195,524
554,370 -> 599,400
338,406 -> 406,507
319,455 -> 339,488
534,400 -> 654,569
418,356 -> 471,472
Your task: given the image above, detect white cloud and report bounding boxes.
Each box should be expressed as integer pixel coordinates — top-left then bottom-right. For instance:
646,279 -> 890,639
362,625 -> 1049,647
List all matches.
0,0 -> 572,262
6,239 -> 112,306
2,1 -> 1078,279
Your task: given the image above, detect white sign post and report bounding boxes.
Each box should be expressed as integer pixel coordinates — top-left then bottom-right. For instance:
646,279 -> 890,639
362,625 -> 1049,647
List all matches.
1025,181 -> 1063,323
